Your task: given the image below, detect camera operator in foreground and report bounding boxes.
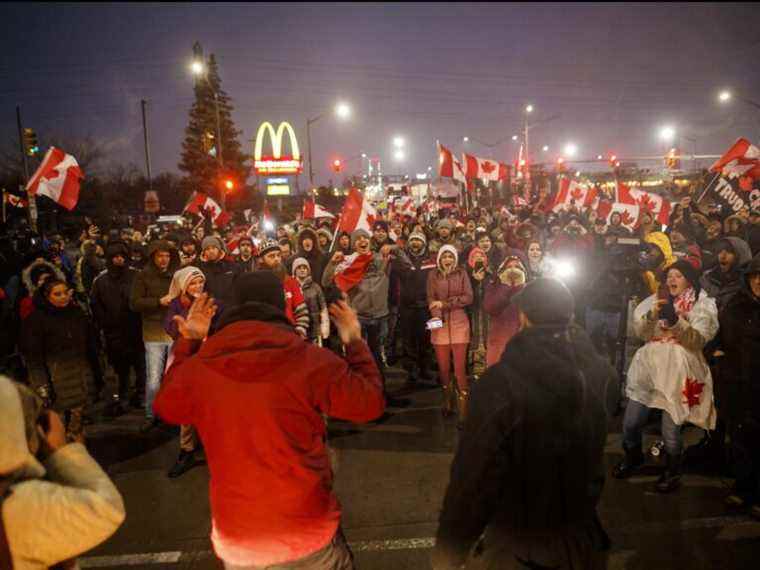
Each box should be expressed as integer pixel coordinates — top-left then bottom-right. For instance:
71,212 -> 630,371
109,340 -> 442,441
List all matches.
433,278 -> 617,570
152,271 -> 385,570
0,376 -> 125,568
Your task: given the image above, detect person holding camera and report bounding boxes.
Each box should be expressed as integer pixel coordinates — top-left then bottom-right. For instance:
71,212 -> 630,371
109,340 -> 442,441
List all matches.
614,260 -> 719,493
427,245 -> 473,424
152,273 -> 385,569
0,376 -> 126,569
483,256 -> 527,367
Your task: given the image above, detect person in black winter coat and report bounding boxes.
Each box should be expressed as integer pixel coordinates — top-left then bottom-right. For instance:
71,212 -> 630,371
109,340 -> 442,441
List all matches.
292,227 -> 327,285
198,236 -> 240,305
398,231 -> 437,384
20,279 -> 99,443
714,254 -> 760,519
433,278 -> 617,570
90,241 -> 146,413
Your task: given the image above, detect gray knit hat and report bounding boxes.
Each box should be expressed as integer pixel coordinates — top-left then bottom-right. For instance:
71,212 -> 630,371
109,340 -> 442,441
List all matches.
436,219 -> 453,232
201,236 -> 226,253
408,231 -> 427,245
350,228 -> 371,249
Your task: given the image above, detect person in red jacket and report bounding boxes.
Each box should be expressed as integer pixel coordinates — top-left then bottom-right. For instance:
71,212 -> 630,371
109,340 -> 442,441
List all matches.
153,271 -> 384,570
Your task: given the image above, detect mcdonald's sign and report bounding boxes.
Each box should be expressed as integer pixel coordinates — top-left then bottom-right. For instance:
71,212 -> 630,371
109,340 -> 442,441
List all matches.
253,121 -> 303,175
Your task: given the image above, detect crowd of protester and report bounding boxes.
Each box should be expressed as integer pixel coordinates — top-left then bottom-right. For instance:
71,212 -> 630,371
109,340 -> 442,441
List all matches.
1,186 -> 759,568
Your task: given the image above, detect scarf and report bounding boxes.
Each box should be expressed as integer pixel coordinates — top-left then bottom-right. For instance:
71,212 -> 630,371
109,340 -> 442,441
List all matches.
673,286 -> 697,317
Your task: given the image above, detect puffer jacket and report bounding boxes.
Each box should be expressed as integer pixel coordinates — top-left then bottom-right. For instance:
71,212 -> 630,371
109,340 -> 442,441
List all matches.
129,241 -> 179,342
483,258 -> 526,366
19,294 -> 96,411
427,246 -> 473,346
0,377 -> 125,569
19,259 -> 67,321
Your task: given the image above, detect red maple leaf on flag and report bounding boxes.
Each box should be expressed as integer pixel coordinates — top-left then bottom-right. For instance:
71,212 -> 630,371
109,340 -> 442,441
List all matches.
620,210 -> 635,225
682,377 -> 705,408
481,161 -> 496,173
570,187 -> 584,201
636,193 -> 654,212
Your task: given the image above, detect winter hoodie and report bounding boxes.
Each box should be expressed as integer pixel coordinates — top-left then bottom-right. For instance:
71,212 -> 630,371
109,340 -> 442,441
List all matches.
700,237 -> 753,311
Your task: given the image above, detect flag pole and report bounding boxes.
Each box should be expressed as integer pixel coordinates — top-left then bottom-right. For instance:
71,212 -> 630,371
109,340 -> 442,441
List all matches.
696,172 -> 721,205
327,214 -> 342,255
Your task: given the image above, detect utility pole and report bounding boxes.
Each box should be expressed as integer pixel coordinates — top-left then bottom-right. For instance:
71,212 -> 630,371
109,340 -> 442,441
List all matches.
16,105 -> 37,231
141,99 -> 152,189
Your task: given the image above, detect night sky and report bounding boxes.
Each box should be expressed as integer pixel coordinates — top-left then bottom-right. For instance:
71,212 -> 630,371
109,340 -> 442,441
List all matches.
2,2 -> 760,186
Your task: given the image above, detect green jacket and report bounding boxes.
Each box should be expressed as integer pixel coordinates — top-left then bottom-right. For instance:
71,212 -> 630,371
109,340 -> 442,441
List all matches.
129,241 -> 179,342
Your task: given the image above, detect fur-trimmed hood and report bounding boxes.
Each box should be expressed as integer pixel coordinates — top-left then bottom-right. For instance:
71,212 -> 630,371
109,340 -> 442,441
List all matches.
21,259 -> 66,295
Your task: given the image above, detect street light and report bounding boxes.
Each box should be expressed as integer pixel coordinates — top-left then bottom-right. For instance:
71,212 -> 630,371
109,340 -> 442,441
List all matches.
659,125 -> 676,143
306,100 -> 352,185
542,145 -> 550,152
463,136 -> 470,143
511,134 -> 518,141
335,101 -> 352,120
525,104 -> 534,114
715,88 -> 760,111
190,60 -> 205,75
718,90 -> 732,103
563,142 -> 578,157
393,136 -> 406,148
393,149 -> 405,161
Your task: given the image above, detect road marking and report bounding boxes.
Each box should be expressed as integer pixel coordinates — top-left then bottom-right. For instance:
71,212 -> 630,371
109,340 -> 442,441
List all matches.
80,552 -> 182,567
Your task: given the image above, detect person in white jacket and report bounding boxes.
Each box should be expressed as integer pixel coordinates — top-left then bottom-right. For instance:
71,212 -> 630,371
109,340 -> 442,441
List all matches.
0,375 -> 125,569
613,260 -> 719,493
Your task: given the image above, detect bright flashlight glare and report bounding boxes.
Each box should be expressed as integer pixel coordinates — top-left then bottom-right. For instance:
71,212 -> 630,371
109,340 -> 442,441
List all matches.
263,221 -> 274,232
554,259 -> 576,280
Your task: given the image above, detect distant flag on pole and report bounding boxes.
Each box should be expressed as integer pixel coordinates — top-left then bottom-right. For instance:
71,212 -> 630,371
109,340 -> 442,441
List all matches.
25,147 -> 83,211
302,199 -> 335,219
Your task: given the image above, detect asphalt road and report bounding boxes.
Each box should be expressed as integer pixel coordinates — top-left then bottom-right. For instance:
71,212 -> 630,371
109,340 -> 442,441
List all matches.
80,367 -> 760,569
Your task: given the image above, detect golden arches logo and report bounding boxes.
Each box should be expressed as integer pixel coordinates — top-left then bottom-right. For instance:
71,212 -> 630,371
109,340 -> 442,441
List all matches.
254,121 -> 300,161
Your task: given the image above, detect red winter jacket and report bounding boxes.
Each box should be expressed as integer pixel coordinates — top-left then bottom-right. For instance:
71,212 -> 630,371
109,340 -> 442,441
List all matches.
153,320 -> 384,567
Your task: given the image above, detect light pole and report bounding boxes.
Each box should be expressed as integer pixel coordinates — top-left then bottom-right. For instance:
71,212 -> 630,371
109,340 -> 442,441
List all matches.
306,101 -> 351,187
717,89 -> 760,111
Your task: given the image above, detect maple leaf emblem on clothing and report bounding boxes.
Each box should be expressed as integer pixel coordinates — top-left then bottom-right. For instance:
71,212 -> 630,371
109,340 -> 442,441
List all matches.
682,377 -> 704,408
481,161 -> 496,173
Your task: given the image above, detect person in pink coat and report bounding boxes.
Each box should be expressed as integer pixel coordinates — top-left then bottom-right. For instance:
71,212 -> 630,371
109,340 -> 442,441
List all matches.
427,245 -> 473,425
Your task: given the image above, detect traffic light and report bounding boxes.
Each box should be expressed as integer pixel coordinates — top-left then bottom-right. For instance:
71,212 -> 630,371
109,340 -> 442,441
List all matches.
665,148 -> 681,170
23,128 -> 39,156
332,159 -> 343,173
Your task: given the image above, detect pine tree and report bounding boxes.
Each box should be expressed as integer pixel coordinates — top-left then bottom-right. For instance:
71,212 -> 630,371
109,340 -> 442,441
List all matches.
178,43 -> 248,207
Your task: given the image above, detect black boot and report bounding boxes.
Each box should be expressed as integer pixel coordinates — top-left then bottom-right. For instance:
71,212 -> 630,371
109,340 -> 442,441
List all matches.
613,444 -> 645,479
168,450 -> 199,479
655,453 -> 682,493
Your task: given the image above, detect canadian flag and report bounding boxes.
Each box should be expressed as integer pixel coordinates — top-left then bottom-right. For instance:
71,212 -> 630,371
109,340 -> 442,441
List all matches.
710,138 -> 760,190
629,187 -> 672,225
337,188 -> 377,234
333,252 -> 375,292
183,191 -> 230,227
438,142 -> 466,182
26,147 -> 83,211
3,192 -> 28,208
551,178 -> 598,213
598,182 -> 645,229
302,199 -> 335,219
393,195 -> 416,217
463,153 -> 503,182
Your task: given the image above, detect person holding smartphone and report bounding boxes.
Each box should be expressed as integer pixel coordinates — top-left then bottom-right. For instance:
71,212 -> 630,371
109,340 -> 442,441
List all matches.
614,260 -> 719,493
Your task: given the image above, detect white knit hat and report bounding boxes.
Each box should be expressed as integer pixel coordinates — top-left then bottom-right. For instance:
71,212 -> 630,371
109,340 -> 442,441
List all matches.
168,266 -> 205,299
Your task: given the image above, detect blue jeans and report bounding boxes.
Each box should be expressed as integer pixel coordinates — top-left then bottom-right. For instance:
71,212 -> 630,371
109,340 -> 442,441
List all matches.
144,341 -> 171,420
623,399 -> 683,457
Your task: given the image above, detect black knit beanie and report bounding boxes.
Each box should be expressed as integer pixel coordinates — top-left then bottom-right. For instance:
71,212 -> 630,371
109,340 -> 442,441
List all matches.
663,259 -> 701,295
230,271 -> 285,312
513,278 -> 575,326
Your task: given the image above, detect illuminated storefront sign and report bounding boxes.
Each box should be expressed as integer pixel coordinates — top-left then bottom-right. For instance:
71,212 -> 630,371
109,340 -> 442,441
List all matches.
254,121 -> 302,175
266,177 -> 291,196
